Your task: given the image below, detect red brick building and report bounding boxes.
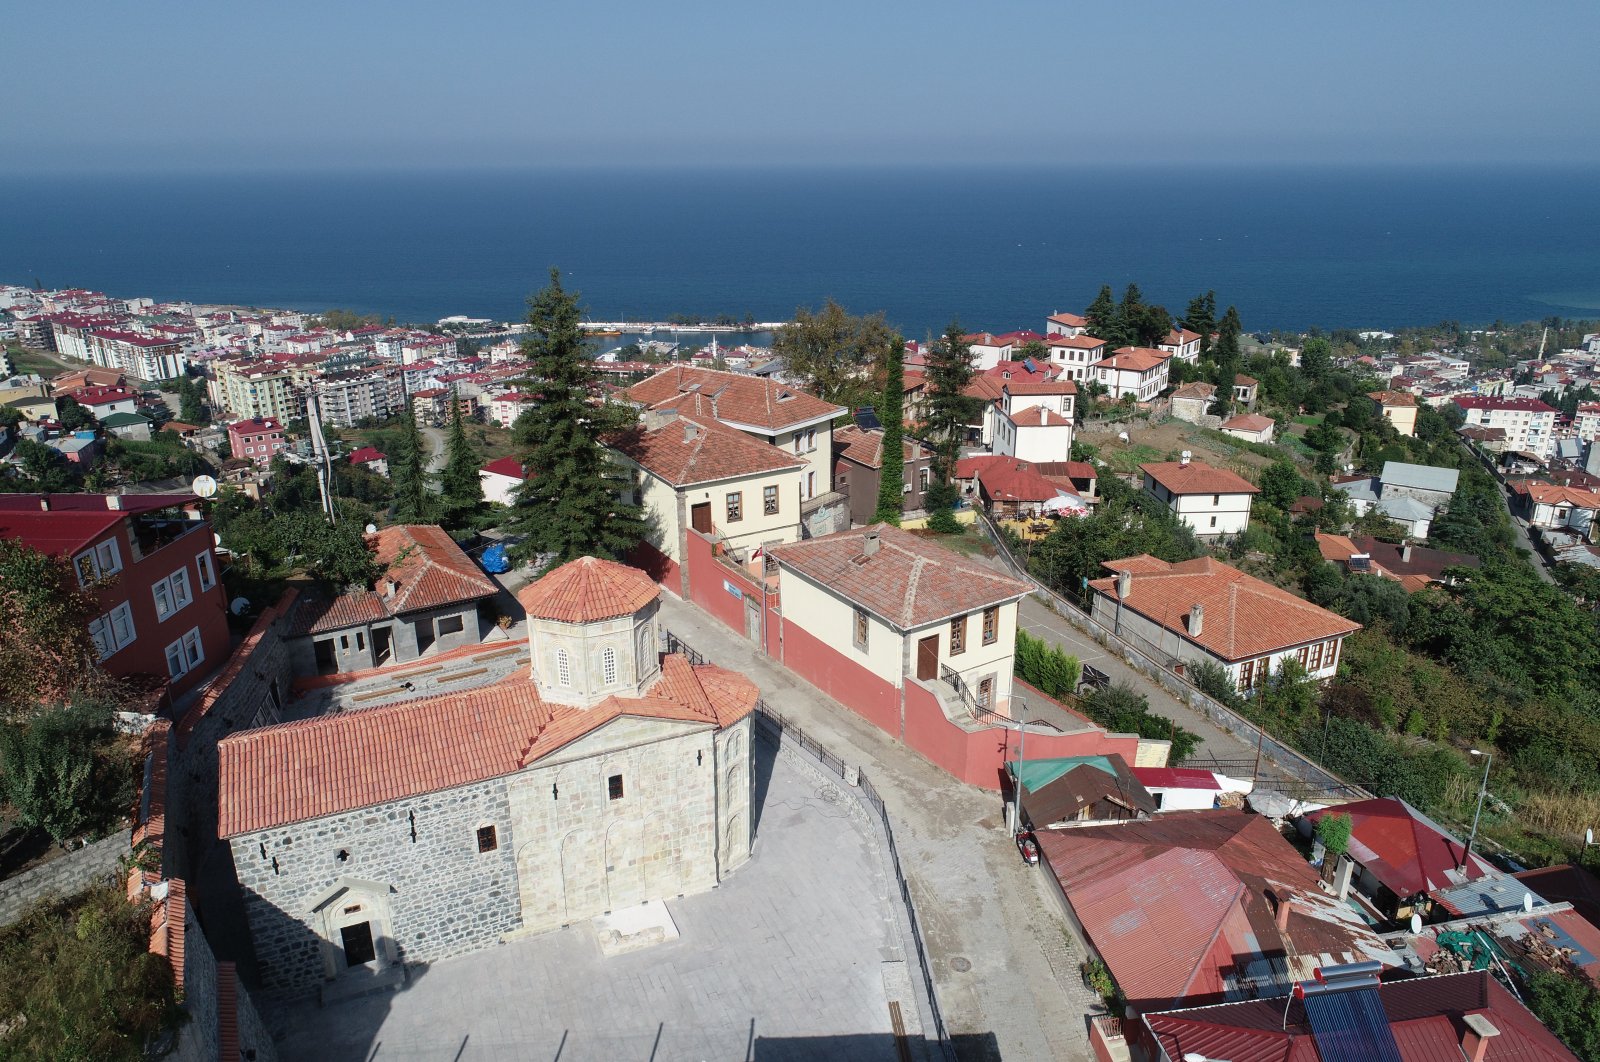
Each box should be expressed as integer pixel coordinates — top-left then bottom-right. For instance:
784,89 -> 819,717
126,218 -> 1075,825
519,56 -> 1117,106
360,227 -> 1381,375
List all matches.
0,493 -> 230,697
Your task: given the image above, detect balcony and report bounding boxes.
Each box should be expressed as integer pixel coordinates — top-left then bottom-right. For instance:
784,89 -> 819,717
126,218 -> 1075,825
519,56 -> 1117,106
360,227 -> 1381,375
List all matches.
127,513 -> 206,563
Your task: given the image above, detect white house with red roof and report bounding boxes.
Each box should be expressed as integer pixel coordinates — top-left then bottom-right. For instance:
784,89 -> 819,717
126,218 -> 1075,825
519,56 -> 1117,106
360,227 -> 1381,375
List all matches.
1454,395 -> 1557,457
1043,333 -> 1108,381
1156,327 -> 1202,363
962,332 -> 1013,371
1218,412 -> 1276,444
1092,347 -> 1171,401
346,445 -> 388,478
65,383 -> 139,418
219,556 -> 757,999
479,455 -> 527,506
1045,311 -> 1087,337
1141,456 -> 1259,537
487,390 -> 538,429
1089,555 -> 1361,691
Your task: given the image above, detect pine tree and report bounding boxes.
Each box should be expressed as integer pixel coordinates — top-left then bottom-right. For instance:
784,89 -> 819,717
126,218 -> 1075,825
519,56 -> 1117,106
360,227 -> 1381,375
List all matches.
390,411 -> 432,524
1213,305 -> 1244,392
923,321 -> 981,533
1085,285 -> 1116,339
873,336 -> 906,525
438,393 -> 483,525
1184,291 -> 1217,358
505,269 -> 648,569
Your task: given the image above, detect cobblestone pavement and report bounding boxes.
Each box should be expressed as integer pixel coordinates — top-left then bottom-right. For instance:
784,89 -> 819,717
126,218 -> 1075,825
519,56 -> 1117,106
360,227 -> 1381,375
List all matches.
658,595 -> 1094,1062
268,748 -> 924,1062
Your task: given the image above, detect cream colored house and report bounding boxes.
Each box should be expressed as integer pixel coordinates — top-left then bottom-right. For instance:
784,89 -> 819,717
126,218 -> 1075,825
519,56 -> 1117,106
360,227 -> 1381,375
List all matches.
770,524 -> 1032,717
1141,457 -> 1259,538
1368,390 -> 1419,437
610,410 -> 805,569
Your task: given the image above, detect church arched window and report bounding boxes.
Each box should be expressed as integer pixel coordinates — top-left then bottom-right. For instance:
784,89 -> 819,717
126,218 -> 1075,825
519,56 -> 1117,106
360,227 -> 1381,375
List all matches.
603,647 -> 618,685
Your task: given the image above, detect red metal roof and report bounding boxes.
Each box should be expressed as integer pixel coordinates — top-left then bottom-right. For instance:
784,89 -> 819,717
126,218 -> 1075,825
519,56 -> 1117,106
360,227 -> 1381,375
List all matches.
0,493 -> 197,555
1308,798 -> 1493,898
1132,766 -> 1221,791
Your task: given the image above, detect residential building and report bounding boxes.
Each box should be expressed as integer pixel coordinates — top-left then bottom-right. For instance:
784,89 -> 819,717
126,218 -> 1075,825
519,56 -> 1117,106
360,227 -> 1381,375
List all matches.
479,455 -> 527,506
1380,460 -> 1460,508
1231,373 -> 1258,407
1218,412 -> 1275,444
961,332 -> 1013,371
1332,475 -> 1437,539
100,410 -> 154,441
1306,798 -> 1494,923
994,404 -> 1074,463
1453,395 -> 1558,457
625,366 -> 845,506
1013,755 -> 1155,828
831,425 -> 935,525
1044,311 -> 1087,337
285,525 -> 499,675
0,493 -> 229,698
1168,381 -> 1216,424
1089,555 -> 1361,690
1043,334 -> 1107,381
972,458 -> 1086,519
488,391 -> 538,429
66,384 -> 139,418
1315,533 -> 1481,591
1036,810 -> 1393,1014
347,445 -> 388,478
219,556 -> 757,999
214,361 -> 299,422
1140,457 -> 1259,537
1143,970 -> 1577,1062
608,410 -> 806,581
1156,327 -> 1201,362
1510,480 -> 1600,538
1369,389 -> 1420,436
88,328 -> 187,380
410,387 -> 450,426
313,369 -> 404,428
1092,347 -> 1170,401
228,418 -> 288,468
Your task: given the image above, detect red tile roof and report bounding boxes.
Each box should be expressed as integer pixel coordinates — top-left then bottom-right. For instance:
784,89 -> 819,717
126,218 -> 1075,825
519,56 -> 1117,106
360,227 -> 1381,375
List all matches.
347,446 -> 386,464
1005,405 -> 1071,427
376,525 -> 498,615
1368,390 -> 1418,407
516,556 -> 659,623
1161,327 -> 1202,346
1090,555 -> 1360,661
1046,334 -> 1106,350
955,454 -> 1032,481
833,426 -> 924,470
608,414 -> 805,487
1145,971 -> 1577,1062
1048,312 -> 1086,328
1142,459 -> 1259,496
1038,810 -> 1391,1010
1454,395 -> 1557,413
217,657 -> 757,836
626,366 -> 843,432
1220,413 -> 1275,433
1096,347 -> 1170,372
1005,377 -> 1078,396
1307,798 -> 1493,898
978,461 -> 1070,503
1171,381 -> 1216,401
769,523 -> 1030,630
1234,373 -> 1259,387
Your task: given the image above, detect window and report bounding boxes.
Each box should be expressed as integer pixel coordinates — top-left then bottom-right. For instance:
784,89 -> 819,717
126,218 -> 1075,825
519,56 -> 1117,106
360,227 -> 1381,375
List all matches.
806,428 -> 817,452
476,825 -> 498,853
1308,642 -> 1324,671
152,568 -> 192,621
1297,646 -> 1309,668
1212,494 -> 1221,505
437,614 -> 465,637
165,627 -> 204,679
74,539 -> 122,587
764,485 -> 779,515
1209,516 -> 1217,528
918,468 -> 930,492
853,608 -> 869,650
793,433 -> 802,454
726,491 -> 743,522
982,606 -> 998,646
977,677 -> 993,709
195,550 -> 216,592
1238,659 -> 1254,691
89,602 -> 136,660
949,615 -> 967,656
556,649 -> 571,686
608,774 -> 625,800
603,647 -> 618,685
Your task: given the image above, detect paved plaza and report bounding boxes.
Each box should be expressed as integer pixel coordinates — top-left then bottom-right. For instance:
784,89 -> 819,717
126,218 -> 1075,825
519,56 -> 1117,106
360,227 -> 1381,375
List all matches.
267,742 -> 929,1062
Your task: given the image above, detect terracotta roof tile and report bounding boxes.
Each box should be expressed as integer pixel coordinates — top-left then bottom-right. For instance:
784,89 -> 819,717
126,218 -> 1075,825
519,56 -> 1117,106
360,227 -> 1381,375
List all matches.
1097,347 -> 1171,372
1045,334 -> 1105,350
977,461 -> 1070,502
217,657 -> 756,837
626,366 -> 843,431
375,525 -> 498,614
1090,555 -> 1360,661
1005,405 -> 1071,427
1368,389 -> 1418,407
1141,459 -> 1259,496
516,556 -> 659,623
1171,381 -> 1216,400
770,523 -> 1030,630
1220,413 -> 1274,432
609,414 -> 804,487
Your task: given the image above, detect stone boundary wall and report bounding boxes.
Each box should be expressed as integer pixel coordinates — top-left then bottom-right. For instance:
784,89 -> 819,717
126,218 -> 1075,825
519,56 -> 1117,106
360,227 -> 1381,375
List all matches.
0,830 -> 131,927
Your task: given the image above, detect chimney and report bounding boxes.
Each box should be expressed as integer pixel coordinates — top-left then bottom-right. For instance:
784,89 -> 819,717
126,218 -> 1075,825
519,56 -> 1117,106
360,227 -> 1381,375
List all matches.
863,530 -> 881,557
1116,569 -> 1132,599
682,421 -> 700,443
1401,542 -> 1412,563
641,408 -> 678,432
1333,854 -> 1355,900
1189,603 -> 1204,637
1275,893 -> 1293,932
1461,1013 -> 1500,1062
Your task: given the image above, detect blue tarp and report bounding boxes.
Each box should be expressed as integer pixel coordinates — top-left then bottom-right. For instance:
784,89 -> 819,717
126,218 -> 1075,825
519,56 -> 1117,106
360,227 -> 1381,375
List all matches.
481,543 -> 511,574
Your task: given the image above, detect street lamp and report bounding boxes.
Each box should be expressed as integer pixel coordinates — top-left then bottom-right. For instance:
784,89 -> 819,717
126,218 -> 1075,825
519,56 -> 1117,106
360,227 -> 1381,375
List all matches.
1007,702 -> 1031,837
1462,748 -> 1493,870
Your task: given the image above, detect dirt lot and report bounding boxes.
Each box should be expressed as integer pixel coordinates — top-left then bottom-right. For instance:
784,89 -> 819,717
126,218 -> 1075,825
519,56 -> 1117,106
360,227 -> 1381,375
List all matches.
1078,417 -> 1282,481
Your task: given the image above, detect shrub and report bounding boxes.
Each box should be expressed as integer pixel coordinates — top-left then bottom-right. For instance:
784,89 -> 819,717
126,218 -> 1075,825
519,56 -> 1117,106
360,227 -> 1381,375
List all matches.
0,699 -> 131,843
1082,682 -> 1203,762
1015,630 -> 1081,699
1316,811 -> 1352,856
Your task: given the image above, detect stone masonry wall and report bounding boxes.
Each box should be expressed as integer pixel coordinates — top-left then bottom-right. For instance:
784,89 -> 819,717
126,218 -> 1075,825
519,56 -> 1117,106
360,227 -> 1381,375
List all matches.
507,716 -> 722,935
231,779 -> 521,999
0,830 -> 131,927
714,716 -> 753,875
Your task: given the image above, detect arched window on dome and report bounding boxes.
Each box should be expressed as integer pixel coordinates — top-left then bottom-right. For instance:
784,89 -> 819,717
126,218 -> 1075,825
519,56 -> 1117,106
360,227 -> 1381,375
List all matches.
603,646 -> 618,685
556,648 -> 571,687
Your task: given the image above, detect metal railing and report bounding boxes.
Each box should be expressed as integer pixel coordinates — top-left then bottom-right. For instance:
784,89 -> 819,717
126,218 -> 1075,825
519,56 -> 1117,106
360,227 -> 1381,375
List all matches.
663,628 -> 955,1060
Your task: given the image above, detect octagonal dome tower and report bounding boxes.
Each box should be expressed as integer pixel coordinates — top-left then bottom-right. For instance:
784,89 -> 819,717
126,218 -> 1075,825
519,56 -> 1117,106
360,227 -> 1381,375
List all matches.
516,556 -> 662,709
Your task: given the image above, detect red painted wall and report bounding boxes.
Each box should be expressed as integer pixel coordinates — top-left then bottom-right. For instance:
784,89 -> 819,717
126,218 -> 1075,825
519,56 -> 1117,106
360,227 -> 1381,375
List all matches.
627,540 -> 680,594
685,531 -> 753,634
779,616 -> 902,737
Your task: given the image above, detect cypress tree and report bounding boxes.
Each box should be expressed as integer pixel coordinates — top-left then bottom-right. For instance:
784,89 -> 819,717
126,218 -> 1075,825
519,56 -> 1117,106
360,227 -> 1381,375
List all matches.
390,411 -> 432,524
923,321 -> 980,533
504,269 -> 648,568
873,336 -> 906,525
438,392 -> 483,525
1085,285 -> 1116,339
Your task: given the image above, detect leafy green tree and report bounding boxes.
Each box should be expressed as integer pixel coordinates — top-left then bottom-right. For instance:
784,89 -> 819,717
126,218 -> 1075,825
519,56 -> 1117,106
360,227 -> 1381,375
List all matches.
1300,337 -> 1332,382
873,337 -> 906,525
1315,811 -> 1352,857
1526,969 -> 1600,1061
0,540 -> 110,720
0,699 -> 116,842
7,438 -> 78,492
56,395 -> 96,432
1257,460 -> 1309,510
1014,630 -> 1081,698
923,320 -> 980,480
1190,658 -> 1247,710
1081,682 -> 1202,762
1085,285 -> 1117,338
771,298 -> 895,407
1029,475 -> 1202,596
438,395 -> 483,525
506,269 -> 649,568
389,411 -> 432,523
1011,339 -> 1049,363
0,405 -> 22,430
177,376 -> 208,424
0,885 -> 179,1060
1212,305 -> 1244,389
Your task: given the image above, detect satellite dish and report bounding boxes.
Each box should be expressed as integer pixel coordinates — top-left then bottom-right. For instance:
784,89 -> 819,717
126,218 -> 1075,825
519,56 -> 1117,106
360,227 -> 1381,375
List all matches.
365,523 -> 378,534
1409,913 -> 1422,934
191,474 -> 218,498
1588,827 -> 1594,847
229,596 -> 251,616
1524,892 -> 1535,913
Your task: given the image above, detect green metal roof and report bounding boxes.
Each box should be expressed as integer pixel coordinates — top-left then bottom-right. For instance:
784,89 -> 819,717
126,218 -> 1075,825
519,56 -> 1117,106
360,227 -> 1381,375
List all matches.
99,411 -> 152,427
1007,755 -> 1118,794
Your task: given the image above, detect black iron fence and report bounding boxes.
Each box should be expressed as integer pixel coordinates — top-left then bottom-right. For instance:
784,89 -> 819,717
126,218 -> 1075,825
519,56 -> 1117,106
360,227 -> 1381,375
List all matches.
664,627 -> 955,1059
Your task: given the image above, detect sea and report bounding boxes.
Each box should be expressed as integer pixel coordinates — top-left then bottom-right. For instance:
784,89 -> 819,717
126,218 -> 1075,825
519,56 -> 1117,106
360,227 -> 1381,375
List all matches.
2,167 -> 1598,337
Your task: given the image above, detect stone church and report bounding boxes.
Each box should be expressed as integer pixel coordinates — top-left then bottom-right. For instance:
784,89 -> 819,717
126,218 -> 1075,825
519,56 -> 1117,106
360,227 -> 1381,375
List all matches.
218,557 -> 757,999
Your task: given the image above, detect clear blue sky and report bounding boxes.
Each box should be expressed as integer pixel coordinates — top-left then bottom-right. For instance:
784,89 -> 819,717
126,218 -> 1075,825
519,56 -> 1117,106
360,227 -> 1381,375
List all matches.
11,0 -> 1599,170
